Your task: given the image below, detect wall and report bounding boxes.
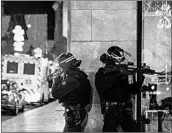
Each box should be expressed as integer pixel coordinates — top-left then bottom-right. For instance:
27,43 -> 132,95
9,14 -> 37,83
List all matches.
69,1 -> 137,72
68,1 -> 137,131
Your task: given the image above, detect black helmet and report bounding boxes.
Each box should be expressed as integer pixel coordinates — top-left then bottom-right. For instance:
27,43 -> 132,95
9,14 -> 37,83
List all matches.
100,53 -> 111,64
100,46 -> 126,64
57,52 -> 81,69
107,46 -> 125,63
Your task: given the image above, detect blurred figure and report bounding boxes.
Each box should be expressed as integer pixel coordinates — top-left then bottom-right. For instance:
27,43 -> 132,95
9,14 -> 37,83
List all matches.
51,35 -> 67,57
51,52 -> 93,132
95,46 -> 145,132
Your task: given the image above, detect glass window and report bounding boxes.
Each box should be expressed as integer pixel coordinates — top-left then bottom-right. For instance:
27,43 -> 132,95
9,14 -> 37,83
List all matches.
6,61 -> 18,74
23,63 -> 35,75
142,2 -> 172,132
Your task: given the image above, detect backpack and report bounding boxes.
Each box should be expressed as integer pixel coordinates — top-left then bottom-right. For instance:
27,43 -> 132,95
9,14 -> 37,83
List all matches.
70,69 -> 93,109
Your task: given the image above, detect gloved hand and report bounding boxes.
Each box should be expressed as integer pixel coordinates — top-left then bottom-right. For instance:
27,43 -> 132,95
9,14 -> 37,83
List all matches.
53,76 -> 63,85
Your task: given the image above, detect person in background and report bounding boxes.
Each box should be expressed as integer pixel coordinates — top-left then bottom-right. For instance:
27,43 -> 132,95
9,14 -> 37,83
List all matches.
95,46 -> 145,132
51,52 -> 93,132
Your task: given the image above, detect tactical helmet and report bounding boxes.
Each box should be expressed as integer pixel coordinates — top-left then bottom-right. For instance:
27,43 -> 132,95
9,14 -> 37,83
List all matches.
100,53 -> 111,64
106,46 -> 125,63
57,52 -> 81,69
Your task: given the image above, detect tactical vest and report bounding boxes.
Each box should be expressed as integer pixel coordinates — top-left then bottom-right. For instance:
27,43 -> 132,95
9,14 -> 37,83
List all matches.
101,67 -> 132,103
61,69 -> 91,108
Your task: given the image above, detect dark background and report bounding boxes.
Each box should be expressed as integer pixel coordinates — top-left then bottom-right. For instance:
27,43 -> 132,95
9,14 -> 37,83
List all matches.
3,1 -> 56,40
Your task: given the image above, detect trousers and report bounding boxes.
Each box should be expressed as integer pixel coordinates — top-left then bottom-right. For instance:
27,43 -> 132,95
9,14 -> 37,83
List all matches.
102,105 -> 139,132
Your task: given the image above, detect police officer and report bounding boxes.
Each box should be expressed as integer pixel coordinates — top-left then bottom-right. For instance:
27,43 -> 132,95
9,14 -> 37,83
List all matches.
95,46 -> 145,132
51,52 -> 93,132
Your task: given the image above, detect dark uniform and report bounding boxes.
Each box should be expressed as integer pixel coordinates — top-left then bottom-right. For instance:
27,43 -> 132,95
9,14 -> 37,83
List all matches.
95,46 -> 144,132
52,53 -> 92,132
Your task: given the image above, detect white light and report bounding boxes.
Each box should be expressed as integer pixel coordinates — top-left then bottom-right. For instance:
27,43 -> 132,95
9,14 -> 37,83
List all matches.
166,87 -> 169,91
151,85 -> 155,90
12,25 -> 25,52
52,2 -> 59,11
33,48 -> 43,58
13,42 -> 24,52
49,60 -> 53,64
156,91 -> 161,95
14,53 -> 21,56
27,24 -> 31,28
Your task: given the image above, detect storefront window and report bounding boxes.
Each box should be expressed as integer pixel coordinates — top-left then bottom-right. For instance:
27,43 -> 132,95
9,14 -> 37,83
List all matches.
142,1 -> 172,132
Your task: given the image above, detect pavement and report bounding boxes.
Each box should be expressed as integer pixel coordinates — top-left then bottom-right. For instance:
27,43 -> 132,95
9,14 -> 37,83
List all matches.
2,73 -> 104,132
2,96 -> 171,132
1,100 -> 103,132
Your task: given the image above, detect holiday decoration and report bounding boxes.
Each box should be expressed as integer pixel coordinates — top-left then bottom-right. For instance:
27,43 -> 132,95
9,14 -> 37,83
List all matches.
157,2 -> 171,29
33,47 -> 43,58
143,1 -> 172,29
7,14 -> 28,40
2,14 -> 47,54
12,25 -> 25,53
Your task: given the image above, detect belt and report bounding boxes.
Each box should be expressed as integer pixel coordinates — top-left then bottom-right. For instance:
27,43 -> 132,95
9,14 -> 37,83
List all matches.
65,104 -> 85,111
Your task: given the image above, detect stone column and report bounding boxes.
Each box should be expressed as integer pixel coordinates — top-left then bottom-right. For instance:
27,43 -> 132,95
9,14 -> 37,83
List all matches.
62,1 -> 69,39
1,2 -> 4,16
54,1 -> 62,42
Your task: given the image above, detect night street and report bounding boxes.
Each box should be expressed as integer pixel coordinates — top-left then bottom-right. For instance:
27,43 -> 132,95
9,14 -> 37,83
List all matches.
2,104 -> 38,122
2,100 -> 65,132
1,1 -> 172,132
1,100 -> 55,122
1,101 -> 103,132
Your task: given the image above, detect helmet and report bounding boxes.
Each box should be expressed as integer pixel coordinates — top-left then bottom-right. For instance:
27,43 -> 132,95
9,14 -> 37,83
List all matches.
58,52 -> 74,64
106,46 -> 125,63
100,53 -> 111,64
57,52 -> 81,69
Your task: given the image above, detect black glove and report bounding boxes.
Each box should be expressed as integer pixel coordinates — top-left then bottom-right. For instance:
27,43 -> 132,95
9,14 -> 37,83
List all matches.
53,76 -> 63,86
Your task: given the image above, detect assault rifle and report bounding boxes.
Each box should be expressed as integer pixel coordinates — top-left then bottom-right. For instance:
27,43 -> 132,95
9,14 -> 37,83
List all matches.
105,62 -> 163,75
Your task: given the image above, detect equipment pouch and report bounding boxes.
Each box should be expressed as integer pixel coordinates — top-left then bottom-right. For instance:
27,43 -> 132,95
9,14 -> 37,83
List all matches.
65,108 -> 81,127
